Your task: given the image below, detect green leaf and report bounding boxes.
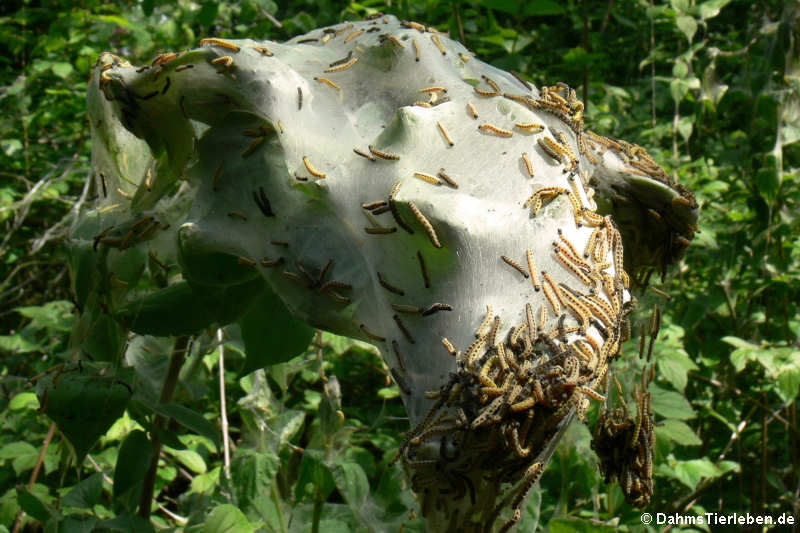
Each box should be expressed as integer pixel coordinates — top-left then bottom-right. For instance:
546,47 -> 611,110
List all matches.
191,466 -> 220,495
203,505 -> 254,533
51,62 -> 74,78
1,139 -> 22,157
267,410 -> 305,452
16,301 -> 74,332
57,516 -> 100,533
197,2 -> 220,26
650,385 -> 695,420
676,15 -> 697,42
9,392 -> 39,411
36,367 -> 133,460
670,78 -> 690,104
550,517 -> 617,532
677,116 -> 693,142
63,473 -> 104,509
114,281 -> 215,336
658,419 -> 702,446
776,362 -> 800,402
167,448 -> 207,474
16,487 -> 54,522
0,442 -> 38,475
755,167 -> 780,202
665,458 -> 740,490
328,461 -> 382,530
113,430 -> 152,499
154,403 -> 220,449
99,514 -> 156,533
698,0 -> 731,19
656,334 -> 698,393
238,288 -> 315,373
229,452 -> 280,507
79,310 -> 125,362
721,336 -> 760,350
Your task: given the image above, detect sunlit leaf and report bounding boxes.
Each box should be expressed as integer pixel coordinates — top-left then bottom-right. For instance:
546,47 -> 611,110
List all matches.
203,504 -> 254,533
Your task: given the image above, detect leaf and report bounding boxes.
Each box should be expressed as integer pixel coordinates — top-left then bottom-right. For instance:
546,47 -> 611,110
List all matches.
776,362 -> 800,402
203,504 -> 254,533
1,139 -> 22,157
670,78 -> 690,104
228,452 -> 280,518
36,367 -> 133,460
550,517 -> 617,532
667,458 -> 739,490
517,486 -> 542,531
650,385 -> 695,420
63,473 -> 104,508
658,419 -> 702,446
656,338 -> 698,393
114,281 -> 216,336
51,62 -> 74,78
722,336 -> 762,372
238,287 -> 315,374
328,461 -> 382,530
267,410 -> 305,452
79,310 -> 125,363
698,0 -> 731,19
9,392 -> 39,411
16,487 -> 54,522
191,466 -> 220,495
721,336 -> 760,350
676,15 -> 697,42
57,516 -> 100,533
113,430 -> 152,499
99,514 -> 156,533
0,442 -> 38,476
153,403 -> 220,449
677,116 -> 693,143
16,301 -> 74,332
167,448 -> 207,474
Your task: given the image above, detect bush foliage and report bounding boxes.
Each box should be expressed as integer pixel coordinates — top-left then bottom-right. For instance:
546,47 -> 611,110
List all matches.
1,0 -> 798,531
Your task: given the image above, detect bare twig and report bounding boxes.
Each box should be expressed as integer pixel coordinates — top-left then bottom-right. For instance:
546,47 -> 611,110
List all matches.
31,165 -> 93,254
11,422 -> 56,533
217,328 -> 232,481
258,5 -> 282,28
452,1 -> 465,45
158,503 -> 188,525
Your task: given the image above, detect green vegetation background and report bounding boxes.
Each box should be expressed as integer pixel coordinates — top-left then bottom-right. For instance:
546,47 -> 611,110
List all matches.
1,0 -> 798,531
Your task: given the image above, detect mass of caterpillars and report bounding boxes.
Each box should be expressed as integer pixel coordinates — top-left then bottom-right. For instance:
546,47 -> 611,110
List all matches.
395,205 -> 634,528
591,366 -> 655,507
386,68 -> 642,527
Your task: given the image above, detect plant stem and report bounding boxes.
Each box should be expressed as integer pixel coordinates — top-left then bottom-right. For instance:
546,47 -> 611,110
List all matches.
217,328 -> 232,481
311,485 -> 323,533
138,335 -> 190,519
272,482 -> 288,533
11,422 -> 56,533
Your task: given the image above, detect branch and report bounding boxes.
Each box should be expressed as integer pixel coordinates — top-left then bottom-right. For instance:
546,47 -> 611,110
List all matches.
217,328 -> 232,481
138,336 -> 190,519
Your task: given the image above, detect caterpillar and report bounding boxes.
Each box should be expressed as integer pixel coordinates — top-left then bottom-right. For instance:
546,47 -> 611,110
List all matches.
369,145 -> 401,160
436,121 -> 454,147
314,76 -> 341,90
501,254 -> 529,279
302,156 -> 327,178
408,202 -> 442,248
478,123 -> 513,137
199,38 -> 240,52
323,56 -> 358,73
